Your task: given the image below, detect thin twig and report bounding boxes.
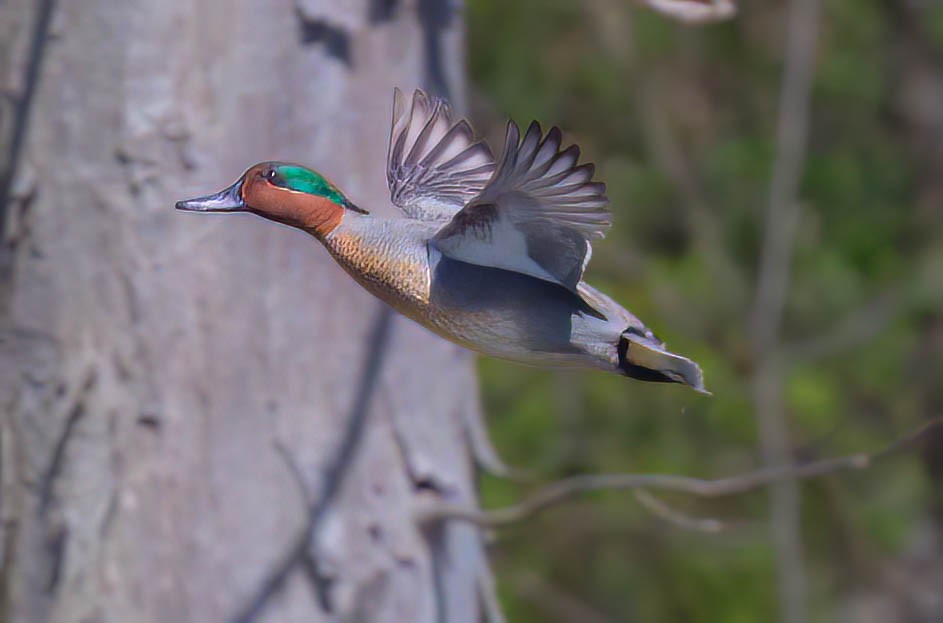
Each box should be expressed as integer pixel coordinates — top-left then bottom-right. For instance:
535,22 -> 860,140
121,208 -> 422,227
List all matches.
416,417 -> 942,529
632,489 -> 731,534
273,439 -> 312,505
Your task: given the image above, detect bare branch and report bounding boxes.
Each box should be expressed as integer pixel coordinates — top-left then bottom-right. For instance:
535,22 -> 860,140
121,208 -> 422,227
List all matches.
478,564 -> 507,623
416,417 -> 942,529
748,0 -> 822,620
750,0 -> 821,351
632,489 -> 732,533
462,383 -> 514,478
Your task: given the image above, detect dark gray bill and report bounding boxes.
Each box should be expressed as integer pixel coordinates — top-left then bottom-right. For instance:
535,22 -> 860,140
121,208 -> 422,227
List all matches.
175,179 -> 245,212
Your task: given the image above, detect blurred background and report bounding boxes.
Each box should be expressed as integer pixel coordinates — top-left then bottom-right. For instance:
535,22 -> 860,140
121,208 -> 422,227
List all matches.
3,1 -> 942,622
465,1 -> 943,621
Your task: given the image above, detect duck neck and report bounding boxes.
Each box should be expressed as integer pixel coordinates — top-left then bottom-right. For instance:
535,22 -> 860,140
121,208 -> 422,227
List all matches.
250,190 -> 346,238
297,195 -> 346,238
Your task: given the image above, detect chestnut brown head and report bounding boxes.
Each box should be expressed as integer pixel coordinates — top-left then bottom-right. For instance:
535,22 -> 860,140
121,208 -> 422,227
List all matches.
176,162 -> 367,237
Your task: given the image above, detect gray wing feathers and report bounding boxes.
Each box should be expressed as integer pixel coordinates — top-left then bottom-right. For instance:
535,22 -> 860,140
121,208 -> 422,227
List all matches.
432,120 -> 611,291
485,122 -> 610,239
387,88 -> 495,221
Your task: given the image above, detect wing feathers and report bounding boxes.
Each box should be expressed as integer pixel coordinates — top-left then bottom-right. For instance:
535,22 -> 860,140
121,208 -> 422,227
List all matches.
386,89 -> 495,222
432,119 -> 611,291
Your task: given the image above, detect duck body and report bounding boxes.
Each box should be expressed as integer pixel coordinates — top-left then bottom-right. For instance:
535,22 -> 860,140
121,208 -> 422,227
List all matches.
177,89 -> 707,392
323,212 -> 664,375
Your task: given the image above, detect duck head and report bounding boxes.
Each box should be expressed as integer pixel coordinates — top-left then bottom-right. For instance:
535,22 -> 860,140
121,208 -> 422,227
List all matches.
176,162 -> 367,237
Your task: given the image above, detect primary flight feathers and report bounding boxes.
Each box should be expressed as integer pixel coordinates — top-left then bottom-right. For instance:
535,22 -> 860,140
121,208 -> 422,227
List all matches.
389,89 -> 610,293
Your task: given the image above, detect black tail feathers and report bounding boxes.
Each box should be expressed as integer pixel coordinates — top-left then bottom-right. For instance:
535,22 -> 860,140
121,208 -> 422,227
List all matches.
618,329 -> 709,394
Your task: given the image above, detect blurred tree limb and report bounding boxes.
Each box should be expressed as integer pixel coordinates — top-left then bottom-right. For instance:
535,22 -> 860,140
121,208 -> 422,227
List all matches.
417,417 -> 943,529
631,489 -> 735,534
749,0 -> 821,620
638,0 -> 736,24
0,0 -> 56,240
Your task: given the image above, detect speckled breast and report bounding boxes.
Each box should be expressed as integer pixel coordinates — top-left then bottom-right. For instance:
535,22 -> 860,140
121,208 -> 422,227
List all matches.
323,220 -> 514,354
323,220 -> 435,321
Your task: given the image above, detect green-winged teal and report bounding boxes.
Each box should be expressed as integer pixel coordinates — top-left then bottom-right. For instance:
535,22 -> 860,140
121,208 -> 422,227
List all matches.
177,89 -> 707,393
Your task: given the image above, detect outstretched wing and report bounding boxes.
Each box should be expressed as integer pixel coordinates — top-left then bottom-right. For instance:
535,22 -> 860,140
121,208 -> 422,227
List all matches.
387,88 -> 495,222
431,120 -> 610,292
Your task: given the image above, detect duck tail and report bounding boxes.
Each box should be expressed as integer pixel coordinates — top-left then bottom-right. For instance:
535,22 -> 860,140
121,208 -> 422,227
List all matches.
617,329 -> 709,395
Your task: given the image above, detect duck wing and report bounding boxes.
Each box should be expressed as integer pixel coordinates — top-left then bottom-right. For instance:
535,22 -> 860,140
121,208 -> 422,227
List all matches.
431,120 -> 610,293
387,88 -> 495,222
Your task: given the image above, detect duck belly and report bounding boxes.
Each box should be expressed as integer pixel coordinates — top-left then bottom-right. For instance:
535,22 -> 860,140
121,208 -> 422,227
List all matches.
420,254 -> 623,370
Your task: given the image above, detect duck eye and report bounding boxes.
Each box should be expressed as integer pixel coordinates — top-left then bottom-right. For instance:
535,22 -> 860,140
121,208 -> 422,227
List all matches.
265,168 -> 279,183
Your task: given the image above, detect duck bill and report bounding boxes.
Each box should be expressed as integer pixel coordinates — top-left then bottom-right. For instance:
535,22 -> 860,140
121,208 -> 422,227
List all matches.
175,179 -> 245,212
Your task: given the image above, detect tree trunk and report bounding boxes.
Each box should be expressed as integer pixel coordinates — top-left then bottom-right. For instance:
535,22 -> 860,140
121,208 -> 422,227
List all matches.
0,1 -> 500,622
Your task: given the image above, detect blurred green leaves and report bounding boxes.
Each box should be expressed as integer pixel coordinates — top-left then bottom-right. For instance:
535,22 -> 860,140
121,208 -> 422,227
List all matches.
467,0 -> 936,620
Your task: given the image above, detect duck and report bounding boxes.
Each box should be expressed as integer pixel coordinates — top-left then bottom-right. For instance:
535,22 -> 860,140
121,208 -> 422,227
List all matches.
176,89 -> 707,393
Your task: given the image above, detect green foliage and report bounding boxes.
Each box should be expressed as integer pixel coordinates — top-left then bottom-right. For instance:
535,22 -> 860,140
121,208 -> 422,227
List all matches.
467,0 -> 938,620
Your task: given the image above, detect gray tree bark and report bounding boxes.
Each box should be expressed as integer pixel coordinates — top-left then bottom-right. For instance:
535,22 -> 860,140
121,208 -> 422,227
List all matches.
0,1 -> 501,622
